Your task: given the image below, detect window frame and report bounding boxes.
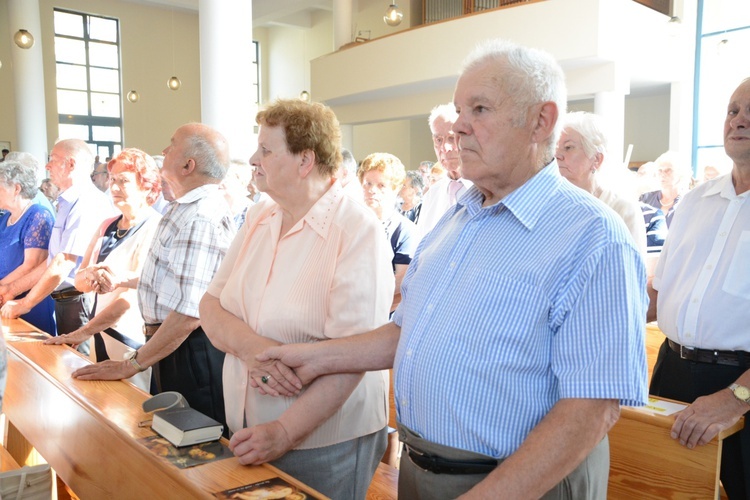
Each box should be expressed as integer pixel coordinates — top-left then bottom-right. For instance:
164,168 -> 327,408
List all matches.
54,8 -> 123,159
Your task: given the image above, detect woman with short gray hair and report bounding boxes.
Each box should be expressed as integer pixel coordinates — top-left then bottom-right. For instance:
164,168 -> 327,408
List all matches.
0,160 -> 56,333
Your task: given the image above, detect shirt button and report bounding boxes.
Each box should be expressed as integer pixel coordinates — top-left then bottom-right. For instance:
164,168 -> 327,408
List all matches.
719,232 -> 727,237
449,262 -> 456,268
691,298 -> 698,303
406,349 -> 413,357
400,398 -> 408,407
705,264 -> 713,270
426,304 -> 433,311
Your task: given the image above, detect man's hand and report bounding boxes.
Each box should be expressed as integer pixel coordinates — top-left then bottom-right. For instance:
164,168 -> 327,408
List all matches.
256,343 -> 324,390
228,421 -> 295,465
671,389 -> 748,448
72,360 -> 138,381
248,360 -> 302,397
44,328 -> 93,347
1,299 -> 31,319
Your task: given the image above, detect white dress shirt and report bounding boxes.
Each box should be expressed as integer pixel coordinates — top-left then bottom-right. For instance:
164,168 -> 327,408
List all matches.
654,173 -> 750,350
417,176 -> 473,236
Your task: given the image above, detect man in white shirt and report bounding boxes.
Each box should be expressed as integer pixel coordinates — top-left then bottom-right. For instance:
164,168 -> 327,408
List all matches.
648,77 -> 750,499
417,104 -> 473,234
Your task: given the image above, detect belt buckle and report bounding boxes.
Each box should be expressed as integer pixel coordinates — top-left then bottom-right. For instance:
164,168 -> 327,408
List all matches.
680,344 -> 695,360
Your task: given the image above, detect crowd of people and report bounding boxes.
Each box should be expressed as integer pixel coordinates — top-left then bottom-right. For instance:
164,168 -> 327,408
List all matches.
0,37 -> 748,499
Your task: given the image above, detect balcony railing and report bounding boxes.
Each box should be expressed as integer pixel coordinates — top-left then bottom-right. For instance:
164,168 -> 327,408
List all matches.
423,0 -> 532,24
423,0 -> 670,25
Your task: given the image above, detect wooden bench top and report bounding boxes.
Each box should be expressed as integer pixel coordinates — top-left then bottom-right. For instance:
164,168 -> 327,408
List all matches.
1,317 -> 327,499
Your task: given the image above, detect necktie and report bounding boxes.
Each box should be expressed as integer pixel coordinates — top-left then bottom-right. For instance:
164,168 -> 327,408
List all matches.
448,179 -> 463,206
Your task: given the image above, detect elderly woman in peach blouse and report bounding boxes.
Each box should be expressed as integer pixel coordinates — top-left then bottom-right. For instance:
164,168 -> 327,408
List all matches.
200,99 -> 394,499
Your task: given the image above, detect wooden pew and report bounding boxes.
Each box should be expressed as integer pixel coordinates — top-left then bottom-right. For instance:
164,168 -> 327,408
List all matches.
1,317 -> 327,499
608,396 -> 743,499
0,443 -> 20,472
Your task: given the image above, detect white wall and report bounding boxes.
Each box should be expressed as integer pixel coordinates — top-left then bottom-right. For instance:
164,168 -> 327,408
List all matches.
570,90 -> 671,163
266,10 -> 333,103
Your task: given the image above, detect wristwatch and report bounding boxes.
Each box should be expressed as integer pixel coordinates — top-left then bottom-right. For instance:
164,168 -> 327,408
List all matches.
124,350 -> 147,372
729,383 -> 750,405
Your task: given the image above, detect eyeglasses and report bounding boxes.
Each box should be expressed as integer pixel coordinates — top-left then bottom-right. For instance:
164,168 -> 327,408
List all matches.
91,171 -> 108,179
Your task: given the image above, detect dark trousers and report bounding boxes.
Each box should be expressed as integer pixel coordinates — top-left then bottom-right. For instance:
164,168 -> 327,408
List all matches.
53,292 -> 92,356
398,423 -> 609,499
650,340 -> 750,500
150,326 -> 227,433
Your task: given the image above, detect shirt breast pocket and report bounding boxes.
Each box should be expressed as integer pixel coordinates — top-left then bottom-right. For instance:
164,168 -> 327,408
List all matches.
722,230 -> 750,299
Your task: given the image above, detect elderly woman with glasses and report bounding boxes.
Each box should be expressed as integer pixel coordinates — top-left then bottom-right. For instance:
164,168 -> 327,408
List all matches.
45,149 -> 162,391
0,160 -> 56,333
200,99 -> 394,499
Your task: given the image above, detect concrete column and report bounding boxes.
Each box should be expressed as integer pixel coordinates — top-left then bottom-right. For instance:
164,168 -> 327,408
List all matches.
340,123 -> 353,152
333,0 -> 354,50
7,0 -> 48,168
199,0 -> 256,160
594,91 -> 626,166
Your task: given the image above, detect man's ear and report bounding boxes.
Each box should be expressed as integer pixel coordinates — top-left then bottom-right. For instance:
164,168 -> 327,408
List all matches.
531,101 -> 558,145
184,158 -> 197,176
298,150 -> 316,178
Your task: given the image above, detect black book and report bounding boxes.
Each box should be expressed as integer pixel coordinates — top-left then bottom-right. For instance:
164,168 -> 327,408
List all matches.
151,407 -> 223,447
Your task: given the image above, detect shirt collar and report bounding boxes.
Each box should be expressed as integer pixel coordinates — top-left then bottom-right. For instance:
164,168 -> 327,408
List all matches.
174,184 -> 220,204
702,172 -> 749,200
459,160 -> 560,231
57,183 -> 82,206
301,180 -> 342,238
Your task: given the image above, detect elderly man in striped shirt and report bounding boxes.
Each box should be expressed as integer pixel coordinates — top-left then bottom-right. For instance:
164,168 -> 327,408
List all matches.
260,39 -> 648,499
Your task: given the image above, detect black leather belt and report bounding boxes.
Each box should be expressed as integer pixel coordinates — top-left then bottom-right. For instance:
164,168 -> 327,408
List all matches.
50,287 -> 83,301
668,340 -> 750,368
406,444 -> 498,475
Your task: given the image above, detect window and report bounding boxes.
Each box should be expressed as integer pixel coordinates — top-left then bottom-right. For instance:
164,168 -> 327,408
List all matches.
54,9 -> 122,161
693,0 -> 750,174
252,40 -> 260,105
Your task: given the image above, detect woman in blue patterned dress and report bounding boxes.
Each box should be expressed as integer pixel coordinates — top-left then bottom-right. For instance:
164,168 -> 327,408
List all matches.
0,160 -> 56,333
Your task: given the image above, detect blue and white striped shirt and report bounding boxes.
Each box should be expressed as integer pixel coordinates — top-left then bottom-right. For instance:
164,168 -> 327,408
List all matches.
392,161 -> 648,459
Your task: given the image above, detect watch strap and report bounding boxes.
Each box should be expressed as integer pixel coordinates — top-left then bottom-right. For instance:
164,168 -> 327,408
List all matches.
126,350 -> 147,373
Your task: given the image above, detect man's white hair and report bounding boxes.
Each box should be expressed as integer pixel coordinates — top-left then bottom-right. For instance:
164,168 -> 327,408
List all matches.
460,39 -> 567,160
428,103 -> 458,132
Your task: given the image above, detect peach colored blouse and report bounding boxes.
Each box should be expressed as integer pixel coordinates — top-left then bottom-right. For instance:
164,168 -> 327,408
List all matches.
207,181 -> 394,449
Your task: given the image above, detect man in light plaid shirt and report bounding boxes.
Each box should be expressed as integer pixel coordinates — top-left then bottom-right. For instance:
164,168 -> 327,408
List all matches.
73,123 -> 236,428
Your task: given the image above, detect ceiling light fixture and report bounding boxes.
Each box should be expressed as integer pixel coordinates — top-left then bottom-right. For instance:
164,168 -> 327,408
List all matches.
126,90 -> 140,103
168,9 -> 181,91
384,4 -> 403,27
299,90 -> 310,102
167,77 -> 181,91
14,29 -> 34,49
